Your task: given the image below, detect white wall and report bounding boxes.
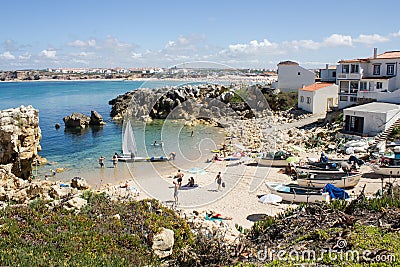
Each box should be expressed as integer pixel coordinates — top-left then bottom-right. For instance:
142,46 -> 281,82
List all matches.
320,68 -> 336,82
298,84 -> 338,114
277,64 -> 315,91
343,110 -> 386,136
298,90 -> 313,113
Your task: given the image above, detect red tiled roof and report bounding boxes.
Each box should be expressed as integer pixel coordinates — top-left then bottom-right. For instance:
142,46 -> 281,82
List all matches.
299,82 -> 335,92
338,51 -> 400,63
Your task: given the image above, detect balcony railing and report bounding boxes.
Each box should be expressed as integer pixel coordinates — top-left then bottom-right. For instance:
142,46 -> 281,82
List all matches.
337,73 -> 362,79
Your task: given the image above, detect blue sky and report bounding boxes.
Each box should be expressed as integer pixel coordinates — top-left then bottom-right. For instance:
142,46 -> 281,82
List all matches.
1,0 -> 400,70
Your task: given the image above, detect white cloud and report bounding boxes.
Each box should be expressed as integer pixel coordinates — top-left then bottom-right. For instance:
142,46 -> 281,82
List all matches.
131,52 -> 142,59
68,39 -> 96,48
322,34 -> 353,47
390,30 -> 400,37
40,49 -> 57,59
284,39 -> 321,50
354,34 -> 389,44
228,39 -> 280,54
0,51 -> 15,60
18,52 -> 31,60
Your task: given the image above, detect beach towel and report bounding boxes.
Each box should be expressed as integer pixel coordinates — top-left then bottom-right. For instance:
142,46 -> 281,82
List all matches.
205,214 -> 223,221
323,183 -> 349,200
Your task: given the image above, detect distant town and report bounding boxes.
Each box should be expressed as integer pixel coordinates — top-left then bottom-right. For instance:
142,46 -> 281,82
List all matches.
0,67 -> 277,82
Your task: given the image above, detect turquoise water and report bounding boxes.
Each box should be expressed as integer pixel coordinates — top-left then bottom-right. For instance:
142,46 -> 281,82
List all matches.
0,80 -> 225,182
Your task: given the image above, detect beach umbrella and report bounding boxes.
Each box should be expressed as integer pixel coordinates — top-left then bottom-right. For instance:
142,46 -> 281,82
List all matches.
289,145 -> 305,152
286,156 -> 300,163
258,194 -> 282,204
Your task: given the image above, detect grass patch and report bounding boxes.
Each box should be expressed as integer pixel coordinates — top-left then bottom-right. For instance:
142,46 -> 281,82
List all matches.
0,194 -> 193,266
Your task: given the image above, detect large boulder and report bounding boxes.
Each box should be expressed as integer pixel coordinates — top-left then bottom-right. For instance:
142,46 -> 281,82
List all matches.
152,228 -> 175,258
0,105 -> 42,179
89,110 -> 106,126
64,196 -> 87,211
71,177 -> 90,190
63,112 -> 90,128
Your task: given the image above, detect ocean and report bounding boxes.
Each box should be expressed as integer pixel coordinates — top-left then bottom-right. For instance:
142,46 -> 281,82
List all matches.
0,80 -> 226,185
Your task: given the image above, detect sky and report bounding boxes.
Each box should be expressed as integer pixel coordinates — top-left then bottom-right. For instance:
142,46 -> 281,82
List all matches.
1,0 -> 400,70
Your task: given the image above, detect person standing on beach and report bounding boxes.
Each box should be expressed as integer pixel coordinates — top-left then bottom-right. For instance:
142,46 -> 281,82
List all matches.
191,130 -> 194,137
98,156 -> 105,168
215,172 -> 222,191
112,153 -> 118,168
173,177 -> 182,205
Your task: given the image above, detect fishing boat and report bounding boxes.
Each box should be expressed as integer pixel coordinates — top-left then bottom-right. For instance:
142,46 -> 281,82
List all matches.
255,151 -> 291,167
266,182 -> 330,203
371,148 -> 400,176
296,171 -> 361,189
296,162 -> 345,174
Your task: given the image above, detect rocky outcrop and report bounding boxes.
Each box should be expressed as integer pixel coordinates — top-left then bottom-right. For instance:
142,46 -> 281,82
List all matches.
152,227 -> 175,258
71,176 -> 90,190
109,84 -> 266,121
0,105 -> 42,179
89,110 -> 106,125
63,112 -> 91,128
63,110 -> 105,128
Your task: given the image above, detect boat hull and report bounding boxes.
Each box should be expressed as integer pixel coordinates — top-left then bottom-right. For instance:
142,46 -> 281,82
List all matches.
296,166 -> 344,174
117,156 -> 148,162
255,158 -> 288,167
296,173 -> 361,189
266,182 -> 330,203
372,165 -> 400,176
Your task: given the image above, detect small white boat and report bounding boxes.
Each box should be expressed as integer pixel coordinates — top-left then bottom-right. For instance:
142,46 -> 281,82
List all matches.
371,154 -> 400,176
371,165 -> 400,176
255,151 -> 291,167
266,182 -> 330,203
296,172 -> 361,189
118,120 -> 170,162
117,155 -> 148,162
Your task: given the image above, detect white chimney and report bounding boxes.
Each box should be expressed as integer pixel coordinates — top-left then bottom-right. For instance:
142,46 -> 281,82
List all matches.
373,48 -> 378,59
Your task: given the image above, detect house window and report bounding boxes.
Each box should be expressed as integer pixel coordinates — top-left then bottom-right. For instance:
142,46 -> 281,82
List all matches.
298,72 -> 301,75
373,64 -> 380,75
300,96 -> 304,103
377,82 -> 383,89
351,64 -> 359,73
350,81 -> 359,94
342,64 -> 349,73
340,95 -> 348,101
360,82 -> 368,91
340,81 -> 349,93
332,71 -> 336,78
306,97 -> 311,104
350,96 -> 357,102
387,64 -> 395,75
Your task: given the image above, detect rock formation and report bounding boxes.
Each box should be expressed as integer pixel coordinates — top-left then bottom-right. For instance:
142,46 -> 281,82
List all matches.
63,110 -> 105,128
89,110 -> 106,125
63,112 -> 91,128
0,105 -> 42,179
109,84 -> 267,121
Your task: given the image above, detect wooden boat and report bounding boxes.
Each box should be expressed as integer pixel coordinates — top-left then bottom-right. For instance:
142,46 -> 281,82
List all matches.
296,172 -> 361,189
266,182 -> 330,203
117,155 -> 148,162
255,151 -> 291,167
371,152 -> 400,176
296,163 -> 344,174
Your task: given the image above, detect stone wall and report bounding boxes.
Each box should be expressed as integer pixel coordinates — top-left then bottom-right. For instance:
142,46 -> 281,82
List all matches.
0,105 -> 42,179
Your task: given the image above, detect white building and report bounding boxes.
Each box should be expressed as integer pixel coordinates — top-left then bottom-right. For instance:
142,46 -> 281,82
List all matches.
274,61 -> 315,91
298,83 -> 338,114
337,49 -> 400,108
343,102 -> 400,136
319,64 -> 337,82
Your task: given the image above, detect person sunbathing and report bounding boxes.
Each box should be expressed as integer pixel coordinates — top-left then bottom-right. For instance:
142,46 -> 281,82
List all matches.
207,212 -> 232,220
